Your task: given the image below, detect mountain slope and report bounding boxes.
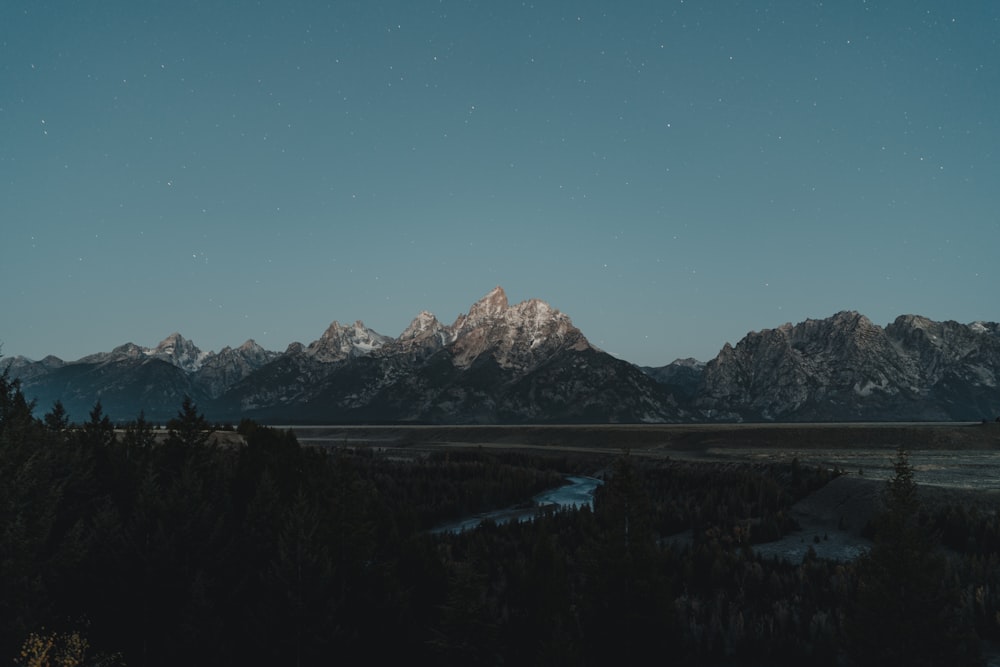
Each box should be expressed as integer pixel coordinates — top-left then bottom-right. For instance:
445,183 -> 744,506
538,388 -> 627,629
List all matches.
9,295 -> 998,423
10,334 -> 278,422
218,287 -> 684,424
691,312 -> 1000,421
17,357 -> 198,423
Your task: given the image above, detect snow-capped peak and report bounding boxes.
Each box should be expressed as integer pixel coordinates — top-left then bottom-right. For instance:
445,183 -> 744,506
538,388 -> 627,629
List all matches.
400,311 -> 443,340
669,357 -> 706,369
238,339 -> 264,353
306,320 -> 390,362
446,288 -> 592,368
465,286 -> 509,321
148,332 -> 208,371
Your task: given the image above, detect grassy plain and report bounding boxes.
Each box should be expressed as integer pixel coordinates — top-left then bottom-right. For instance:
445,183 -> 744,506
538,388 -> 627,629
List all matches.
286,420 -> 1000,456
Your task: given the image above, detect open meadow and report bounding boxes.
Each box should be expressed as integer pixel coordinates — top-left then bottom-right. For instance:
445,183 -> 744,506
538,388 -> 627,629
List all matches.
291,420 -> 1000,486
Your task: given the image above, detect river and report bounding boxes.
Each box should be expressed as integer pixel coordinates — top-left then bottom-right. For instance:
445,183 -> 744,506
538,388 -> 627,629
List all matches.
430,475 -> 603,535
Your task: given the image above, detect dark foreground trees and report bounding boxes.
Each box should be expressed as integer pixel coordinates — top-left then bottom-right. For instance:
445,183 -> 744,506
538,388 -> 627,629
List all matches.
2,369 -> 997,666
0,379 -> 568,665
848,447 -> 982,666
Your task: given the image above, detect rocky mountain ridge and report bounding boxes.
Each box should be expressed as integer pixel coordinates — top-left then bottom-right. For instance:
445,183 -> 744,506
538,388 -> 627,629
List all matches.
659,311 -> 1000,422
6,287 -> 679,423
214,287 -> 677,423
5,293 -> 999,423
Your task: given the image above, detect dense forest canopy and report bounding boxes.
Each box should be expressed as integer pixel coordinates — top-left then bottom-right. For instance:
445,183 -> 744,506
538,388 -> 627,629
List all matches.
2,367 -> 997,666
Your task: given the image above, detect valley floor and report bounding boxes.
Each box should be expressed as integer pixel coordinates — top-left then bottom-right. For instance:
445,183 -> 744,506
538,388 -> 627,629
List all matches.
284,420 -> 1000,455
292,421 -> 1000,563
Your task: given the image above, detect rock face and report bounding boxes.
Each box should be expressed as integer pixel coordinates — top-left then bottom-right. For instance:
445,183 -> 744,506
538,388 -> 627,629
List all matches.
690,312 -> 1000,421
446,287 -> 591,370
305,321 -> 392,363
152,333 -> 208,372
2,355 -> 65,383
12,356 -> 196,423
640,358 -> 705,403
8,334 -> 279,422
219,287 -> 681,424
10,288 -> 683,424
9,298 -> 999,423
195,340 -> 281,399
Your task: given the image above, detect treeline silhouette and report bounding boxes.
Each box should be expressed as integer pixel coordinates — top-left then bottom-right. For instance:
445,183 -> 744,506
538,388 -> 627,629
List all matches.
1,368 -> 994,665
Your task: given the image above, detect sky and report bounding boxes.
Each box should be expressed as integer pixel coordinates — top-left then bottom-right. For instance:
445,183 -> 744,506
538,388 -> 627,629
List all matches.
3,1 -> 998,367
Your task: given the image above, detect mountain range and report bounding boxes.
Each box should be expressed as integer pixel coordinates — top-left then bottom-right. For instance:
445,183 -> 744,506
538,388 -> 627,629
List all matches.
5,287 -> 999,424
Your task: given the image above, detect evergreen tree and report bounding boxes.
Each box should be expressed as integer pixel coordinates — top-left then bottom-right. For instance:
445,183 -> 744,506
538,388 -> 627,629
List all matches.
43,400 -> 71,433
166,396 -> 212,449
0,366 -> 38,447
0,367 -> 66,658
847,447 -> 982,666
583,451 -> 674,664
77,401 -> 115,449
121,410 -> 156,460
594,450 -> 654,556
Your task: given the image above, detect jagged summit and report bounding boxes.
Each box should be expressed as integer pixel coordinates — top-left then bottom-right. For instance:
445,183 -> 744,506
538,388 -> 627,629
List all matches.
892,314 -> 935,329
284,287 -> 591,371
109,342 -> 146,359
238,339 -> 264,352
151,332 -> 207,372
155,332 -> 186,349
394,311 -> 450,356
399,311 -> 443,340
306,320 -> 390,363
696,311 -> 1000,421
453,287 -> 568,328
15,293 -> 999,424
446,287 -> 592,369
198,287 -> 664,423
458,286 -> 510,328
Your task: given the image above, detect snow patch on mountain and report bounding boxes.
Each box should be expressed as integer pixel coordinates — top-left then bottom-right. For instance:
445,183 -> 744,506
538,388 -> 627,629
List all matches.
305,320 -> 391,362
446,288 -> 593,370
149,332 -> 210,371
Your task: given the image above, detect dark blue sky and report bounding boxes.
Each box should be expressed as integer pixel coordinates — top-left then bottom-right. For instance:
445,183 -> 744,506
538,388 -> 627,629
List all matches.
3,1 -> 998,366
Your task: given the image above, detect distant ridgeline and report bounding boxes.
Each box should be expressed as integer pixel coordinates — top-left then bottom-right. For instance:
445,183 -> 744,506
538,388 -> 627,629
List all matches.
6,289 -> 1000,423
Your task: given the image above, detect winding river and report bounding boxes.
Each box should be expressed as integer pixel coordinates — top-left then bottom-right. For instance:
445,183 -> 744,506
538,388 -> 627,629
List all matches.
431,475 -> 603,535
